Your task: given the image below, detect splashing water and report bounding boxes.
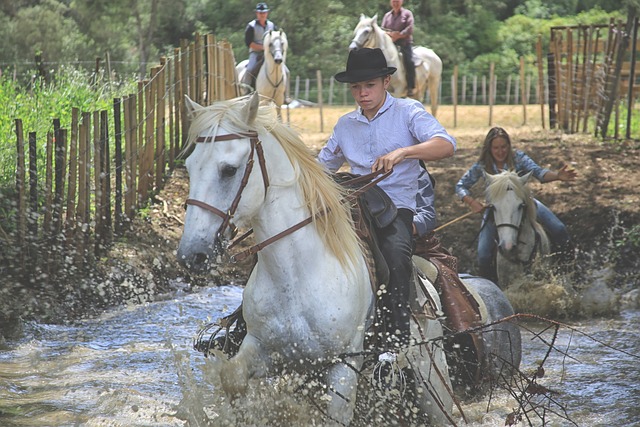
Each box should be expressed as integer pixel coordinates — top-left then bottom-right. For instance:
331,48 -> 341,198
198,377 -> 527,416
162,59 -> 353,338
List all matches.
0,283 -> 638,426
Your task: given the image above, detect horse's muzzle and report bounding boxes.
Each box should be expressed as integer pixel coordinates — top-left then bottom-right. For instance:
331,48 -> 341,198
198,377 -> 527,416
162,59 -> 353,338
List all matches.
176,238 -> 225,273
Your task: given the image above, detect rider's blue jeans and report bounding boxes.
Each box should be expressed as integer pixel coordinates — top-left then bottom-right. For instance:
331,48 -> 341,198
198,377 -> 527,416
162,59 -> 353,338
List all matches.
477,199 -> 571,281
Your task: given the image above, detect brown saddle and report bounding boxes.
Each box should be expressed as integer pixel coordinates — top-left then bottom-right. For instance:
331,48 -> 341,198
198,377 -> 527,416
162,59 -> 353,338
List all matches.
414,233 -> 486,385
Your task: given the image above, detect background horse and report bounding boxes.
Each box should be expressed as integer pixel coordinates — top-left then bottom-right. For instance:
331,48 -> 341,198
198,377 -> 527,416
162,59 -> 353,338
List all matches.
485,171 -> 551,289
350,14 -> 442,117
236,29 -> 289,119
177,93 -> 456,425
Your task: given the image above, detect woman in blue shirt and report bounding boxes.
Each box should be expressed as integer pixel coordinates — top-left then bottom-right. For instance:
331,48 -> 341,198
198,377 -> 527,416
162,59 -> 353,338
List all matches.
455,127 -> 577,282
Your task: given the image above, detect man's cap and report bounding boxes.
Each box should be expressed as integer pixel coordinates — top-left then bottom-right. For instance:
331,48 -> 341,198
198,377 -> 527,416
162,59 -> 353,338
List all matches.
255,2 -> 269,12
334,48 -> 397,83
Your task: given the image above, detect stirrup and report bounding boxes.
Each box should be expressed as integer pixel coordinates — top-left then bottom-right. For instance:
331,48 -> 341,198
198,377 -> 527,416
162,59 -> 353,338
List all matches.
372,351 -> 407,395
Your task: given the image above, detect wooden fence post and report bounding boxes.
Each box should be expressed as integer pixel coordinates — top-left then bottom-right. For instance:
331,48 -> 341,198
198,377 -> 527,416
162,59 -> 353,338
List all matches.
114,98 -> 124,235
28,131 -> 38,239
536,35 -> 546,129
14,120 -> 26,273
65,109 -> 79,246
173,47 -> 182,157
452,65 -> 458,127
76,113 -> 90,265
626,17 -> 639,140
488,63 -> 495,126
155,64 -> 166,192
317,70 -> 324,132
53,119 -> 65,239
520,57 -> 527,125
100,110 -> 112,244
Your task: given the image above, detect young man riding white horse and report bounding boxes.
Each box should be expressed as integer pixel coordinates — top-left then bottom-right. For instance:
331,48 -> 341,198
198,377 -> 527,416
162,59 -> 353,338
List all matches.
195,50 -> 522,401
317,47 -> 456,366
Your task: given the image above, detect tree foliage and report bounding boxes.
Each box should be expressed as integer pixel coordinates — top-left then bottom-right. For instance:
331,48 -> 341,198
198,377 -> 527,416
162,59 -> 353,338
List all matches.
0,0 -> 629,81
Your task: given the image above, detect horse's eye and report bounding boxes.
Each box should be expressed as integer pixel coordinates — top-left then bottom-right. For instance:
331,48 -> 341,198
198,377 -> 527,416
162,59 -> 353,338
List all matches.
221,164 -> 238,178
519,203 -> 526,210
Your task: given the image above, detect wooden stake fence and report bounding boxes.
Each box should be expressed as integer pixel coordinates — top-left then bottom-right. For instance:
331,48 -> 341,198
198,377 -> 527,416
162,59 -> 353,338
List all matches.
549,17 -> 640,135
9,33 -> 238,281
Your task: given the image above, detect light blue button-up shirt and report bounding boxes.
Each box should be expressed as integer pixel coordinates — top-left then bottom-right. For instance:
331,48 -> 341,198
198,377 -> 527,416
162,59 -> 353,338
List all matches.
318,93 -> 456,211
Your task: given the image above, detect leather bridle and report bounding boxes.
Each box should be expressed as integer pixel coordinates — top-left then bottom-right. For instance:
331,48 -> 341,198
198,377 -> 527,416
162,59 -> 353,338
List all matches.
265,32 -> 286,93
492,204 -> 541,264
184,131 -> 269,246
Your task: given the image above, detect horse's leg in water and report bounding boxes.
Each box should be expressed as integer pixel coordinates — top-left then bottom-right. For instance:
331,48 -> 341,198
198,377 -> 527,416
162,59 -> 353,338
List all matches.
219,334 -> 269,397
407,318 -> 455,425
324,359 -> 360,426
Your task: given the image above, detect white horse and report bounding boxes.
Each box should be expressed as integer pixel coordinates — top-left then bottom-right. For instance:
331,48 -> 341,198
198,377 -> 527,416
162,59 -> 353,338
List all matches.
236,29 -> 288,119
485,171 -> 551,289
349,14 -> 442,117
177,93 -> 521,425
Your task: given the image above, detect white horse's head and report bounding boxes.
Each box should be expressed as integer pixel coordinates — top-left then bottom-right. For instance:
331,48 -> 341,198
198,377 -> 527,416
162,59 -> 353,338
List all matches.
177,93 -> 275,272
349,14 -> 378,50
264,29 -> 287,64
177,92 -> 359,274
484,170 -> 535,254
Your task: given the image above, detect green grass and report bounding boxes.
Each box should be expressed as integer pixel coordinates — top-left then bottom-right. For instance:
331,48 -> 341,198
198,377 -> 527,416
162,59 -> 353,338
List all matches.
0,67 -> 136,189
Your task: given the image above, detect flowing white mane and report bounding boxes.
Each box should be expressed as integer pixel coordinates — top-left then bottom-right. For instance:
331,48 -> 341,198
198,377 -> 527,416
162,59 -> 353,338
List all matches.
185,95 -> 362,269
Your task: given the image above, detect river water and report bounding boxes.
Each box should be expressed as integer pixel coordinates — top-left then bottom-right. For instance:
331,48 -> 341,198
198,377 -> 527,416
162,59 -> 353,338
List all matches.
1,284 -> 638,426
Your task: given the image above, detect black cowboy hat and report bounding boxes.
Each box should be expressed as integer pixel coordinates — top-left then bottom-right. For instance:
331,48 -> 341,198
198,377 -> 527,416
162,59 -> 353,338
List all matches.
334,48 -> 396,83
255,2 -> 269,11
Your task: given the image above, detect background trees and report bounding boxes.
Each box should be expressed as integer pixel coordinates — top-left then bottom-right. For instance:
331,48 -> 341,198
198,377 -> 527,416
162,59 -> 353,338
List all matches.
0,0 -> 630,82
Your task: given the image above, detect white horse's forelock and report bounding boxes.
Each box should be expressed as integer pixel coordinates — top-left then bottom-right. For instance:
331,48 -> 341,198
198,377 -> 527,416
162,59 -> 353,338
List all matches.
485,171 -> 537,226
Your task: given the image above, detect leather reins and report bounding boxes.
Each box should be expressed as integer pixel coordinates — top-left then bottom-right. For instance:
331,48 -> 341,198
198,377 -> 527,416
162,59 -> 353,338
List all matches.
227,168 -> 391,263
184,129 -> 392,264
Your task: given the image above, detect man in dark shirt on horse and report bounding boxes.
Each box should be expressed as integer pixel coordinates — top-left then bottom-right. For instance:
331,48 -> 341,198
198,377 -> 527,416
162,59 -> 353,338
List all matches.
382,0 -> 416,97
242,2 -> 277,90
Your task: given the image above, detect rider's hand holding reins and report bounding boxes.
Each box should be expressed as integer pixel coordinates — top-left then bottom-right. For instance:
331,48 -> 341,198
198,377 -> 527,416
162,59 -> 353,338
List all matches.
372,147 -> 408,172
372,137 -> 455,173
463,195 -> 487,214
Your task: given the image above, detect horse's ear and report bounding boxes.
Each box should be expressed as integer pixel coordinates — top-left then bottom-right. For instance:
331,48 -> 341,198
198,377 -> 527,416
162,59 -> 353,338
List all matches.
483,170 -> 495,184
184,95 -> 201,117
359,13 -> 366,21
519,171 -> 533,184
242,92 -> 260,126
372,14 -> 378,22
